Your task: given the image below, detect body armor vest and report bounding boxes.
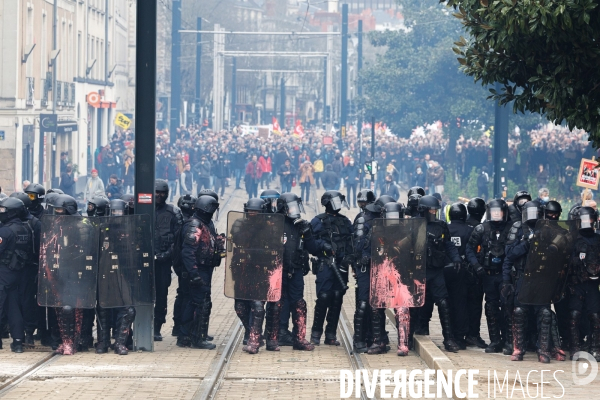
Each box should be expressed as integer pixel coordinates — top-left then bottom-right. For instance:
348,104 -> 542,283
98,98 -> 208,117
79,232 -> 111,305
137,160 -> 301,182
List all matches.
574,235 -> 600,280
316,213 -> 352,256
0,220 -> 32,270
155,204 -> 177,255
426,221 -> 447,269
481,222 -> 509,271
283,217 -> 308,271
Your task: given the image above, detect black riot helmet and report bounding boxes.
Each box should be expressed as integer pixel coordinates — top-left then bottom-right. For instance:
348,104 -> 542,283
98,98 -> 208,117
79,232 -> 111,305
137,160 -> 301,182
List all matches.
24,183 -> 46,207
513,190 -> 532,212
467,197 -> 486,221
52,194 -> 78,215
260,189 -> 281,213
198,189 -> 219,201
46,188 -> 64,195
194,195 -> 219,223
577,206 -> 598,232
357,189 -> 375,210
408,186 -> 426,197
321,190 -> 349,213
120,193 -> 135,214
419,195 -> 441,222
276,192 -> 305,219
543,200 -> 562,221
521,201 -> 541,228
10,192 -> 32,211
155,179 -> 169,205
88,196 -> 110,217
45,193 -> 60,209
178,194 -> 197,218
365,195 -> 395,214
0,198 -> 25,223
486,199 -> 508,223
109,199 -> 128,216
244,198 -> 267,213
406,194 -> 423,217
382,202 -> 404,219
449,203 -> 467,222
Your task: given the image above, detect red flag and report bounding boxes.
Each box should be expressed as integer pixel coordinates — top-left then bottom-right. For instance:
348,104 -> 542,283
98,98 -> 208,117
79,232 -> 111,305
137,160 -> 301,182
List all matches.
294,119 -> 304,137
272,117 -> 281,135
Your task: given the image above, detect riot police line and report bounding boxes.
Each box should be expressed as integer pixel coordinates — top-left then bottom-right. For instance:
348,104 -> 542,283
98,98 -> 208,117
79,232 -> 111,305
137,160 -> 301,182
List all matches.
1,181 -> 599,366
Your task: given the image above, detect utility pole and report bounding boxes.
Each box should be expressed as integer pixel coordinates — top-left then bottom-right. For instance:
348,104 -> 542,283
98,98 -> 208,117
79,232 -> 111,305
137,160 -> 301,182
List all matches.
340,4 -> 348,137
170,0 -> 181,142
494,82 -> 509,199
51,0 -> 58,187
280,77 -> 286,130
323,57 -> 328,125
195,17 -> 202,126
231,58 -> 237,127
357,20 -> 363,188
134,0 -> 157,352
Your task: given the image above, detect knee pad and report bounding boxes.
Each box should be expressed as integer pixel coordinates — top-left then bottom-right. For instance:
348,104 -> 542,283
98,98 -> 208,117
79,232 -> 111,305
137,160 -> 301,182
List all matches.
513,307 -> 527,322
539,308 -> 552,325
125,307 -> 136,319
316,291 -> 330,306
569,310 -> 581,327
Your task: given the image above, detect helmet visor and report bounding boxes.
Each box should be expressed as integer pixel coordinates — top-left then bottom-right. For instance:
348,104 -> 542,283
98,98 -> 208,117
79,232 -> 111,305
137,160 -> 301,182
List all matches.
286,201 -> 305,219
517,197 -> 529,207
385,211 -> 400,219
522,207 -> 539,224
330,196 -> 350,211
580,214 -> 595,230
28,193 -> 37,201
53,206 -> 65,215
112,209 -> 124,216
488,207 -> 504,222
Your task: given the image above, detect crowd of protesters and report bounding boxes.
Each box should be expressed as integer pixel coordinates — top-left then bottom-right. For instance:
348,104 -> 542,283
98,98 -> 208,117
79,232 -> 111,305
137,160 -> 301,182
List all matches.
60,120 -> 593,206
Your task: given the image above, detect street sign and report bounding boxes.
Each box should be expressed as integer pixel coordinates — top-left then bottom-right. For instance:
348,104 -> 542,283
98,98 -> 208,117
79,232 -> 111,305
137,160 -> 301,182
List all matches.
115,113 -> 132,130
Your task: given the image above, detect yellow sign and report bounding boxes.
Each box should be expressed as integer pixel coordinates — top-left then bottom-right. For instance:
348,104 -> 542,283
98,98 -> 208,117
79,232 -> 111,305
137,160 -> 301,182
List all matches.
114,113 -> 131,129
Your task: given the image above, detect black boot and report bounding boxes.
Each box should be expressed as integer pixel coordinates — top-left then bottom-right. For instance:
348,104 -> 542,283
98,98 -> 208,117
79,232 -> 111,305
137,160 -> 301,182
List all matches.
537,308 -> 552,363
243,301 -> 265,354
234,299 -> 251,345
503,306 -> 514,356
414,300 -> 433,335
353,300 -> 369,353
395,307 -> 410,356
324,291 -> 343,346
79,309 -> 94,352
367,308 -> 386,354
278,329 -> 294,346
511,307 -> 527,361
438,298 -> 460,352
114,307 -> 136,355
568,310 -> 581,360
291,299 -> 314,351
95,307 -> 111,354
310,292 -> 329,345
1,323 -> 9,338
590,313 -> 600,362
204,295 -> 214,341
484,302 -> 503,353
265,301 -> 281,351
190,301 -> 216,350
153,322 -> 163,342
10,339 -> 23,353
550,311 -> 566,361
56,306 -> 76,355
24,330 -> 35,348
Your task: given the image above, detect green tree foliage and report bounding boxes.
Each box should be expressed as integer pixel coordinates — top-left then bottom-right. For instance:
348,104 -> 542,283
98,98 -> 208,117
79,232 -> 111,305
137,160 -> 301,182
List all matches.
447,0 -> 600,148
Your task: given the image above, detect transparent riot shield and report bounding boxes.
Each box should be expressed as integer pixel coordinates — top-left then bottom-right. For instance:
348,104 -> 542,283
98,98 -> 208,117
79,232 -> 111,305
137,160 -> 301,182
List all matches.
224,211 -> 285,301
37,215 -> 100,308
98,215 -> 154,308
370,218 -> 427,309
517,220 -> 577,305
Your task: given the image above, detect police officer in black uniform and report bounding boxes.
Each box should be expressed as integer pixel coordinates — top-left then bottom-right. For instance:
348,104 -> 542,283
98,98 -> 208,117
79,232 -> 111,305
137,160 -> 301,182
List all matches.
171,194 -> 197,337
405,194 -> 423,218
9,192 -> 41,348
415,195 -> 462,352
121,193 -> 135,215
466,199 -> 512,354
445,203 -> 471,349
568,206 -> 600,361
230,198 -> 270,353
24,183 -> 46,219
306,190 -> 354,346
0,198 -> 33,352
273,193 -> 315,351
503,200 -> 567,363
356,189 -> 376,217
154,179 -> 183,341
178,196 -> 221,350
352,196 -> 389,353
463,197 -> 487,348
508,191 -> 532,223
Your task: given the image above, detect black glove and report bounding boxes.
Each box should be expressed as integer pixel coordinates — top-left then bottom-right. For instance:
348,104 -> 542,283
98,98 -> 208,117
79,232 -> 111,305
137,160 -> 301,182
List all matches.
474,263 -> 485,278
500,281 -> 514,301
453,261 -> 461,272
322,242 -> 333,257
295,219 -> 311,233
189,272 -> 205,287
342,254 -> 355,267
155,252 -> 166,262
361,255 -> 370,266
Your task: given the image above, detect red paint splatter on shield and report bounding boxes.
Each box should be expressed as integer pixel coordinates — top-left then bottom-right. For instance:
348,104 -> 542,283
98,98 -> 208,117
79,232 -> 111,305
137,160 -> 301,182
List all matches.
267,258 -> 283,302
370,258 -> 416,309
